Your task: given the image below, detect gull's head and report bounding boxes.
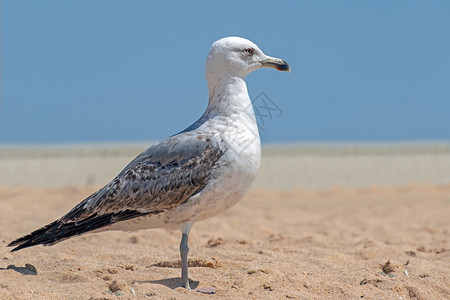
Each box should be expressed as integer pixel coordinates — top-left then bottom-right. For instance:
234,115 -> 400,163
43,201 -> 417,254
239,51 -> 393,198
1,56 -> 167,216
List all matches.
206,37 -> 290,78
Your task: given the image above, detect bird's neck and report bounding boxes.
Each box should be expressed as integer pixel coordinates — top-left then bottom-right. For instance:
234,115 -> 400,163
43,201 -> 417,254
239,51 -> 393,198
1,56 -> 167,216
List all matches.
181,73 -> 259,137
205,73 -> 254,119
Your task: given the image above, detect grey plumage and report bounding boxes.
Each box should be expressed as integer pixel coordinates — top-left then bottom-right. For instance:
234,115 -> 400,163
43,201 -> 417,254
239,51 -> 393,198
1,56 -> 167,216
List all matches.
8,131 -> 224,252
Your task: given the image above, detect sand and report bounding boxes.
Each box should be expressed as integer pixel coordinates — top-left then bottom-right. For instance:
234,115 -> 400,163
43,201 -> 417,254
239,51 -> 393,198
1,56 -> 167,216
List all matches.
0,184 -> 449,299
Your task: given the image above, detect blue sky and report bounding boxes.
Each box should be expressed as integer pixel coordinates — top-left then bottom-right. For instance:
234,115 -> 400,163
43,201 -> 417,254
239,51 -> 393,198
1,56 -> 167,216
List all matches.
1,1 -> 449,144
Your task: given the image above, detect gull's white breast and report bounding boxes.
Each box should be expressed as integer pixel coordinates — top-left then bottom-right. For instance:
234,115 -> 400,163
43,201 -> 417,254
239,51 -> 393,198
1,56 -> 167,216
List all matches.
105,111 -> 261,232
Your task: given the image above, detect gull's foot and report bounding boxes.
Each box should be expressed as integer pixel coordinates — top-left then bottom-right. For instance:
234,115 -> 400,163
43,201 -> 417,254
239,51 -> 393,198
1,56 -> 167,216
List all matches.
182,282 -> 191,290
180,278 -> 199,290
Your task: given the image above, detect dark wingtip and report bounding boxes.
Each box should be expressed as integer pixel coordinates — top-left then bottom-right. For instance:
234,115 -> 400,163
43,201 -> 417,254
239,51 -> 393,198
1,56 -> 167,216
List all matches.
8,233 -> 45,252
9,243 -> 29,253
8,235 -> 40,252
8,235 -> 31,251
8,210 -> 152,253
7,220 -> 60,252
8,242 -> 29,252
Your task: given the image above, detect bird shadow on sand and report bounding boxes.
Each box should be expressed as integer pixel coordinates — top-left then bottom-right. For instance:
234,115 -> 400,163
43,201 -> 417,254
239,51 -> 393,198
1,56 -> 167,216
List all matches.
0,264 -> 38,275
137,277 -> 199,290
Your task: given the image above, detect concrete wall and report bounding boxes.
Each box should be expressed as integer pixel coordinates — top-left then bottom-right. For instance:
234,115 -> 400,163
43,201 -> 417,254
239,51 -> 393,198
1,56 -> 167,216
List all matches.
1,143 -> 449,189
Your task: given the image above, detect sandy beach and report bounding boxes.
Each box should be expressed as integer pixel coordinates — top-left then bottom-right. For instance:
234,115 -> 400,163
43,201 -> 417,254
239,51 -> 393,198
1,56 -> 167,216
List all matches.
0,144 -> 449,299
0,184 -> 449,299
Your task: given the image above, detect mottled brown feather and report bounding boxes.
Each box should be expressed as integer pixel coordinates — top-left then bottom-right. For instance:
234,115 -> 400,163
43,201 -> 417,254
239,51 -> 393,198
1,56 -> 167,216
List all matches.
8,132 -> 225,251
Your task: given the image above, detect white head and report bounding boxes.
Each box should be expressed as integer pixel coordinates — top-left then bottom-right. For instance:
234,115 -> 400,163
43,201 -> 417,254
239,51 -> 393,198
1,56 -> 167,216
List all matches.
206,37 -> 290,79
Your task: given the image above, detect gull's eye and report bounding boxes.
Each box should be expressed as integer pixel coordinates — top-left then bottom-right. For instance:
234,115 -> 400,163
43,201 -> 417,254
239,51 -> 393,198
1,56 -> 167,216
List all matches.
243,48 -> 254,55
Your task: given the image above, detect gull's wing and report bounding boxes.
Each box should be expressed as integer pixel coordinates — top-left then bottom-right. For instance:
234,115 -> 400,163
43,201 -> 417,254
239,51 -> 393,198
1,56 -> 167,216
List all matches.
8,132 -> 225,252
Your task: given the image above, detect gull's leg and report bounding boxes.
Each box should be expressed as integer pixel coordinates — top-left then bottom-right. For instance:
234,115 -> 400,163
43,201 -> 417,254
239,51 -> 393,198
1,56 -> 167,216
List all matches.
180,223 -> 193,289
180,233 -> 190,289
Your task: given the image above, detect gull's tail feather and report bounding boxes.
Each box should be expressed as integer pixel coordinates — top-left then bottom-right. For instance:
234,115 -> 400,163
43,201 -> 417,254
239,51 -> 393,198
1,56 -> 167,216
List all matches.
8,210 -> 149,252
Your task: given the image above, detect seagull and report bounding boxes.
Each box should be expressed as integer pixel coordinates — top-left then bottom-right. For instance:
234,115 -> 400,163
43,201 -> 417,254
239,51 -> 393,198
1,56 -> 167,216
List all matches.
8,36 -> 290,289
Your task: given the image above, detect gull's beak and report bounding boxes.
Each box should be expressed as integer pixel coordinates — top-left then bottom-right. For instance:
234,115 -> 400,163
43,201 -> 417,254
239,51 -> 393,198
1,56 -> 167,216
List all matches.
260,56 -> 291,72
